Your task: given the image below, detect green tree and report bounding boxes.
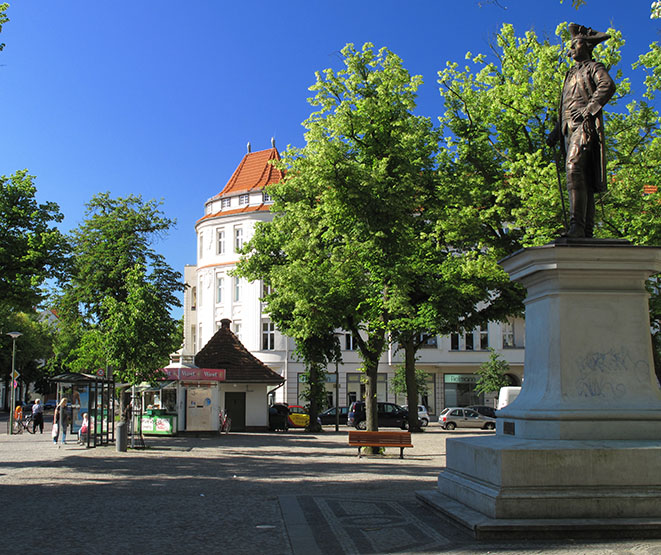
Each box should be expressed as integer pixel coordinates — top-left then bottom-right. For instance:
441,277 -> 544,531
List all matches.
53,194 -> 183,386
389,364 -> 429,400
0,310 -> 55,404
238,43 -> 439,433
475,348 -> 512,395
0,171 -> 69,315
103,264 -> 182,385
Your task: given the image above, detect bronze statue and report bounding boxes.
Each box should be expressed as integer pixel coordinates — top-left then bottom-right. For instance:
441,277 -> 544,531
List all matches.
548,23 -> 616,238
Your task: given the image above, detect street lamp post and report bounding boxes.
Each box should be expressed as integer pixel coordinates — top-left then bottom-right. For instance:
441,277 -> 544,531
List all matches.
7,332 -> 22,435
334,356 -> 340,432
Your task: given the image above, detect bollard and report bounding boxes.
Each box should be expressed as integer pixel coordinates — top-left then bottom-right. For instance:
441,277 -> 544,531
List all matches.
116,421 -> 127,452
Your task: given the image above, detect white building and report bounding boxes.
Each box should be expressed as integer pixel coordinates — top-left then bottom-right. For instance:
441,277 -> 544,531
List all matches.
183,143 -> 525,417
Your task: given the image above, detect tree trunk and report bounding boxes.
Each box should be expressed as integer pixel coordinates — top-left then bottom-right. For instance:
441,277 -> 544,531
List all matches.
404,336 -> 422,433
306,362 -> 324,432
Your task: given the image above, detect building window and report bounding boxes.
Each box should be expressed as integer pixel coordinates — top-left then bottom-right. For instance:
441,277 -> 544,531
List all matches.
191,286 -> 197,311
198,278 -> 203,307
233,321 -> 242,341
262,282 -> 272,299
190,325 -> 196,351
479,325 -> 489,350
450,327 -> 488,351
233,277 -> 242,302
198,324 -> 203,351
419,333 -> 438,348
344,333 -> 356,351
262,321 -> 275,350
198,231 -> 204,259
263,191 -> 273,203
221,198 -> 231,209
234,227 -> 243,252
502,321 -> 515,348
216,275 -> 224,304
238,194 -> 249,205
216,229 -> 225,255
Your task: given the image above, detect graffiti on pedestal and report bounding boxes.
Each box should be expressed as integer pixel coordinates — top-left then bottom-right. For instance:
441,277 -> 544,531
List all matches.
575,347 -> 649,399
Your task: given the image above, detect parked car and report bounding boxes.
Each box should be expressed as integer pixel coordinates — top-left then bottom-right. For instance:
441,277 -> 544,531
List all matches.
287,405 -> 310,428
317,406 -> 348,426
347,401 -> 409,430
468,405 -> 497,419
438,407 -> 496,430
268,404 -> 289,432
402,405 -> 430,427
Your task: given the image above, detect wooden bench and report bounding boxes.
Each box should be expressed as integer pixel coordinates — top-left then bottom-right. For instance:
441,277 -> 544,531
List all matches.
348,430 -> 413,459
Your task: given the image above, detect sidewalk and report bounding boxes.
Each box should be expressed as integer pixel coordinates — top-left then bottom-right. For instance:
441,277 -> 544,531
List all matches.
1,421 -> 659,554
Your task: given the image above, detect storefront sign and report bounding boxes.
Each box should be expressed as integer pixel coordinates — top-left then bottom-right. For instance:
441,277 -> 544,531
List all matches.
444,374 -> 478,384
159,367 -> 226,381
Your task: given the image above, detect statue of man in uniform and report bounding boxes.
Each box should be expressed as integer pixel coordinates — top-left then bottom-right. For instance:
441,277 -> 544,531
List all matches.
547,23 -> 616,238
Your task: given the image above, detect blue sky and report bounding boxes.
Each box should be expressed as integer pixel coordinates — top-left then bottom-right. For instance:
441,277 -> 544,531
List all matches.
1,1 -> 658,315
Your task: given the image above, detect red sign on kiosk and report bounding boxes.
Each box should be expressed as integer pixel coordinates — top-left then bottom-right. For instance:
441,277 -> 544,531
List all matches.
160,367 -> 226,381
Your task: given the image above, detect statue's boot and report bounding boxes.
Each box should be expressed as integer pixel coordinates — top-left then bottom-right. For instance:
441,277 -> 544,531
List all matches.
565,187 -> 587,238
584,191 -> 595,238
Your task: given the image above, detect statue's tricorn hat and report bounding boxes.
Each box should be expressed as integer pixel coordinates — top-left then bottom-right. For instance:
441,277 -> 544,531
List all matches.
568,23 -> 610,45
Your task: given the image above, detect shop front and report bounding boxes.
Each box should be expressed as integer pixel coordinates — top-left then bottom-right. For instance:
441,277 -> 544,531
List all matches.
154,366 -> 226,433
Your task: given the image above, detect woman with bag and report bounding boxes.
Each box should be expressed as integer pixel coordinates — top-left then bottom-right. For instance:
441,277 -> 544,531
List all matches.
52,398 -> 69,445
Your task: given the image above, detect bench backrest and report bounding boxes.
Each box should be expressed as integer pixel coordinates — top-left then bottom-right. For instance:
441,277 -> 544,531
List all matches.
348,430 -> 412,444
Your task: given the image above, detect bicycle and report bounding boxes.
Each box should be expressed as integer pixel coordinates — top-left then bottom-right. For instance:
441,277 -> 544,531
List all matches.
14,414 -> 35,434
219,409 -> 231,434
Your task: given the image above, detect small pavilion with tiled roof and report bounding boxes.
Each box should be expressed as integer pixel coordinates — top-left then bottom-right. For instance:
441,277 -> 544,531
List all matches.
194,319 -> 284,431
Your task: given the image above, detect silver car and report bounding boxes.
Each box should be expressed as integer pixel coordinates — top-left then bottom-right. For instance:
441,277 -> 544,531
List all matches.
438,407 -> 496,430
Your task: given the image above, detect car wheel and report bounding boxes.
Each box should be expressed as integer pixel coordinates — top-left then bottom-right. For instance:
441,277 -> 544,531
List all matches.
420,418 -> 429,427
401,422 -> 408,430
445,422 -> 456,431
356,420 -> 367,430
484,422 -> 496,430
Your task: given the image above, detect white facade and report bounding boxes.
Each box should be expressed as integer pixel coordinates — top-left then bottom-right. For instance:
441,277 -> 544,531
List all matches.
183,146 -> 526,416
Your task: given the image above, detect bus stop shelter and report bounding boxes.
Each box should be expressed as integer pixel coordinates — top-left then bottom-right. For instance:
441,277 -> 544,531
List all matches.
50,372 -> 115,448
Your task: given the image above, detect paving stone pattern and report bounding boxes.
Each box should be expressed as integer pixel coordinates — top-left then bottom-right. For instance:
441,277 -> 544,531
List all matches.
1,418 -> 660,554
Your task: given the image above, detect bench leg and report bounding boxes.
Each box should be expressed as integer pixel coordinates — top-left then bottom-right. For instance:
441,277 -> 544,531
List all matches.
400,447 -> 404,459
358,447 -> 362,458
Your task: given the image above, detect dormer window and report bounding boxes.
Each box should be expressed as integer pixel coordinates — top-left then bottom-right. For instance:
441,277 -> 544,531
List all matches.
221,198 -> 231,208
238,194 -> 249,206
263,191 -> 273,203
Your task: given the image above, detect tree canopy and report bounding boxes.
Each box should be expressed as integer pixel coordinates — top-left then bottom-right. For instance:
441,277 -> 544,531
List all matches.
53,193 -> 183,385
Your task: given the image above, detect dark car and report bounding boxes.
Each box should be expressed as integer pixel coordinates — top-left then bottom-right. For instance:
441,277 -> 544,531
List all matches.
268,403 -> 289,432
347,401 -> 409,430
43,400 -> 58,411
468,405 -> 497,419
317,406 -> 348,426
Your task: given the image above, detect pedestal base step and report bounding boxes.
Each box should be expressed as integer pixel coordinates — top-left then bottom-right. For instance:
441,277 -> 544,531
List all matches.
416,490 -> 661,540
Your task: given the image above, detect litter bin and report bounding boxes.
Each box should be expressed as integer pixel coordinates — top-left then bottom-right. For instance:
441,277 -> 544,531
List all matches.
116,421 -> 127,452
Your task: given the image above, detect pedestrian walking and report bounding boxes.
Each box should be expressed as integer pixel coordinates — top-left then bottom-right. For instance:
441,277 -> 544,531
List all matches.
52,398 -> 69,445
31,398 -> 44,434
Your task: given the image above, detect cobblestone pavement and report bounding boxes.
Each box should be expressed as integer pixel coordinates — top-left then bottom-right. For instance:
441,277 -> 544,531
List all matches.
1,419 -> 660,554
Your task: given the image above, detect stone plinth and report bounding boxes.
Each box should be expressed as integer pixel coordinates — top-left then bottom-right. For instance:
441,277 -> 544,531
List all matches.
497,243 -> 661,440
420,242 -> 661,538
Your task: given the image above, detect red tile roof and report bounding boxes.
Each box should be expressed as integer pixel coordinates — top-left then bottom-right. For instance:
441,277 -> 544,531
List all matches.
197,203 -> 271,223
214,147 -> 284,198
643,185 -> 658,195
194,319 -> 284,384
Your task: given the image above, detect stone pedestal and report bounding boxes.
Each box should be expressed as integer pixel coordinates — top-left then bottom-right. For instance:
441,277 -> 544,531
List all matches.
419,242 -> 661,538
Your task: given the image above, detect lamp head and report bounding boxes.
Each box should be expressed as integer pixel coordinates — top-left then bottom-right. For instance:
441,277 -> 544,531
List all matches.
7,332 -> 22,340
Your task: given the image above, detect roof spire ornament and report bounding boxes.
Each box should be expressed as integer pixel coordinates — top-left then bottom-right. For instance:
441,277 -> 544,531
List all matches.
271,137 -> 276,148
247,142 -> 251,153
